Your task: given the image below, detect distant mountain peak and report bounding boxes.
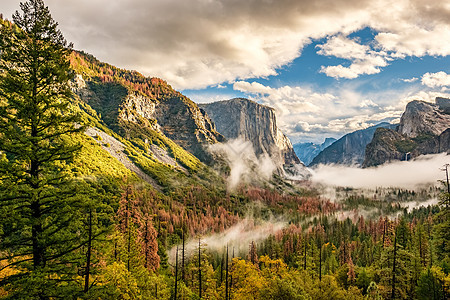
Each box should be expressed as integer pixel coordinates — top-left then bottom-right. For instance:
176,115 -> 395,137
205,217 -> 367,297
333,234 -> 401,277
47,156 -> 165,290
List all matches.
309,122 -> 395,167
293,137 -> 336,166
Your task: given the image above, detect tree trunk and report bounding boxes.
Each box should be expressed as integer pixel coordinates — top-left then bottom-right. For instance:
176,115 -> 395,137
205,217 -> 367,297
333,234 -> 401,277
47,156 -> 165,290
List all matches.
304,238 -> 307,270
319,242 -> 322,282
182,230 -> 185,282
174,246 -> 178,300
391,229 -> 397,299
126,188 -> 131,272
198,238 -> 202,299
30,126 -> 44,268
84,209 -> 93,293
225,245 -> 229,300
31,198 -> 44,268
220,249 -> 224,284
230,248 -> 234,300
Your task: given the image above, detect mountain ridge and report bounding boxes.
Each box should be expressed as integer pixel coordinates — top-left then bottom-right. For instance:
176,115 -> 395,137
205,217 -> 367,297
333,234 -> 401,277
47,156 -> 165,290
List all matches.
363,98 -> 450,167
70,51 -> 224,164
309,122 -> 396,166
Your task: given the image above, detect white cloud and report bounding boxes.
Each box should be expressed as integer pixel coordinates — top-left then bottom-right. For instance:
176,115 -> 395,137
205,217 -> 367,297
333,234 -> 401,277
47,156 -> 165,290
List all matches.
232,80 -> 407,142
317,35 -> 390,79
375,29 -> 450,57
169,216 -> 287,263
394,90 -> 450,109
186,92 -> 236,104
359,99 -> 379,108
2,0 -> 449,89
421,71 -> 450,88
312,153 -> 449,189
233,81 -> 272,95
316,35 -> 370,60
401,77 -> 419,83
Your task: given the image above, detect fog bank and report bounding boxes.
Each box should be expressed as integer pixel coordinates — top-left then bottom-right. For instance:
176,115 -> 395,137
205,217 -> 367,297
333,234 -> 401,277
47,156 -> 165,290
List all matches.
311,153 -> 449,189
209,137 -> 276,190
169,216 -> 286,263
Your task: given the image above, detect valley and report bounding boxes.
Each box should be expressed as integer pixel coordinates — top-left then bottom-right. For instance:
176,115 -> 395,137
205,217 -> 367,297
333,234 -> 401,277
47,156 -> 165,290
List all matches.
0,1 -> 449,299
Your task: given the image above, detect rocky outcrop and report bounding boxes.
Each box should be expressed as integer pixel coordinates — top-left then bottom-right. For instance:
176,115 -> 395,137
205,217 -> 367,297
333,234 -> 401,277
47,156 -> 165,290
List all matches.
362,128 -> 409,167
293,138 -> 336,166
436,97 -> 450,113
398,100 -> 450,138
415,128 -> 450,155
310,122 -> 395,166
154,94 -> 224,161
363,128 -> 450,167
363,98 -> 450,167
200,98 -> 305,175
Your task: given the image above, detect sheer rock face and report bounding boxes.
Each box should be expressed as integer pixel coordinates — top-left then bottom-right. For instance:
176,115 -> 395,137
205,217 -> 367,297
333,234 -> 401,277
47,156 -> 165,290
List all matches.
200,98 -> 305,175
310,123 -> 395,167
120,93 -> 160,132
398,100 -> 450,138
414,128 -> 450,155
363,128 -> 450,167
363,98 -> 450,167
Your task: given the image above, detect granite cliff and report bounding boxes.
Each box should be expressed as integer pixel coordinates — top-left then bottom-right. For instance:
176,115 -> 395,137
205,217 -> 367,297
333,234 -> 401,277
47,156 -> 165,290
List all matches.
398,99 -> 450,138
200,98 -> 307,176
363,98 -> 450,167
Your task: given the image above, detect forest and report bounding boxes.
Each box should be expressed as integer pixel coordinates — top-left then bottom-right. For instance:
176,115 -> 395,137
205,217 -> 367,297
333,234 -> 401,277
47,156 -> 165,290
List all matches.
0,1 -> 449,299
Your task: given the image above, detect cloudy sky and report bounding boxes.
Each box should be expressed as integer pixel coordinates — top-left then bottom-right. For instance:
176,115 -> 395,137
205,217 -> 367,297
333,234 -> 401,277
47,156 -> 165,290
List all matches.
2,0 -> 450,143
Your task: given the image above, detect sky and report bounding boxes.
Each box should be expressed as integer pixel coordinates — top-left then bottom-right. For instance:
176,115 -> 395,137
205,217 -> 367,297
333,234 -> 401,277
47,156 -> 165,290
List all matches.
2,0 -> 450,143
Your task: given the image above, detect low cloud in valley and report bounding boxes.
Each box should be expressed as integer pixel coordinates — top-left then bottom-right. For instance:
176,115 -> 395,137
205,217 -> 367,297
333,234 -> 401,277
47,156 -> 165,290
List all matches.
311,153 -> 450,189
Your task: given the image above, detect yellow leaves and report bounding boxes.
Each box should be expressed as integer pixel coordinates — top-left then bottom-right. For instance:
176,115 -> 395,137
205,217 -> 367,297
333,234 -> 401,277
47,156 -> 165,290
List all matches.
259,255 -> 288,280
430,266 -> 450,295
0,257 -> 23,298
102,262 -> 139,299
230,258 -> 266,300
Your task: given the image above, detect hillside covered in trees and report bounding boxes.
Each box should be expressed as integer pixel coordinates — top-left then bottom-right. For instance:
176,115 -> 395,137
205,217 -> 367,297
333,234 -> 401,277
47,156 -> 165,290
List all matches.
0,1 -> 449,299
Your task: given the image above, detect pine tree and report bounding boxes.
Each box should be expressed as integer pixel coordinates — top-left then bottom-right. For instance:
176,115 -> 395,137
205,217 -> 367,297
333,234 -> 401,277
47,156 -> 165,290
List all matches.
0,0 -> 85,297
174,246 -> 178,300
434,165 -> 450,264
198,238 -> 202,299
141,215 -> 160,272
225,245 -> 229,300
248,241 -> 259,265
79,191 -> 114,296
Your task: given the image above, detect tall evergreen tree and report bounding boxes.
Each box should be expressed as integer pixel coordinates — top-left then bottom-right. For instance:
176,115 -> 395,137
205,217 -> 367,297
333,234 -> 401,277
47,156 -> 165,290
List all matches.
248,241 -> 258,265
434,165 -> 450,264
0,0 -> 84,297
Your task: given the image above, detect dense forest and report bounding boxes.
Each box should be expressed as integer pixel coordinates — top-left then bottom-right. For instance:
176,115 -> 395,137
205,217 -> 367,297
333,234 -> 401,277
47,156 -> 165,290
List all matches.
0,1 -> 449,299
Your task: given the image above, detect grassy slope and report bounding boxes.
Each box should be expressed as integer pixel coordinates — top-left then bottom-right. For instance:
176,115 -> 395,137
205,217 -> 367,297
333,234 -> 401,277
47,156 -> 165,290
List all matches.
73,90 -> 225,193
